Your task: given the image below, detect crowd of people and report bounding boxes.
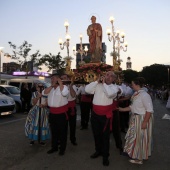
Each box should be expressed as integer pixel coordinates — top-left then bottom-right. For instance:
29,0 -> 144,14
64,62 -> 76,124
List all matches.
22,71 -> 155,166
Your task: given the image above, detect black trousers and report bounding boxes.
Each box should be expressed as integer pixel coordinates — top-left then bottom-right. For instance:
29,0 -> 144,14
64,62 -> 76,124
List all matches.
112,110 -> 123,149
80,102 -> 91,128
67,107 -> 77,143
91,112 -> 110,159
22,100 -> 31,112
49,113 -> 68,152
119,100 -> 130,130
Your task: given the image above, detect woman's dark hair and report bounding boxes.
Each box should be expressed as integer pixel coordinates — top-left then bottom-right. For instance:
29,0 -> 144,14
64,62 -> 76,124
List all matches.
132,77 -> 145,87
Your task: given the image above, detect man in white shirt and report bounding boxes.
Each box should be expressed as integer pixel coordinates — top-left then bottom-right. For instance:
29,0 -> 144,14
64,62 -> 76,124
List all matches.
85,71 -> 119,166
61,74 -> 78,146
44,73 -> 69,156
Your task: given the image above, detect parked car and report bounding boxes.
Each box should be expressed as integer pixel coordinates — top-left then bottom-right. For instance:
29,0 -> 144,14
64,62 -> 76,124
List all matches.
0,92 -> 15,116
0,85 -> 22,112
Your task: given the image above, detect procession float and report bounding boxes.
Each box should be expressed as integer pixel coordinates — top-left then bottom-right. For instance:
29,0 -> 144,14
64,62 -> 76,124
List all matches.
58,15 -> 128,84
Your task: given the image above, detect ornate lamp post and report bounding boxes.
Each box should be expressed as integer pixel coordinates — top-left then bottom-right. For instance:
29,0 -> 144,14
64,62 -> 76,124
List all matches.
58,20 -> 73,75
58,21 -> 71,56
0,47 -> 4,84
72,34 -> 88,65
106,16 -> 128,71
58,21 -> 73,74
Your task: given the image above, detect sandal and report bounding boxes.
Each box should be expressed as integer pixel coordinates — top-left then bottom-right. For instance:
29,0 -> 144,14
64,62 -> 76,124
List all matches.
129,159 -> 143,164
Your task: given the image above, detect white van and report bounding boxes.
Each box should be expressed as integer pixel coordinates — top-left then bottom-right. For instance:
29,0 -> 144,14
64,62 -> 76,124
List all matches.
6,78 -> 51,89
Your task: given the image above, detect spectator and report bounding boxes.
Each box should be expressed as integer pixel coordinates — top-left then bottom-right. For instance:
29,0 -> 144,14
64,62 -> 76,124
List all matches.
20,83 -> 32,113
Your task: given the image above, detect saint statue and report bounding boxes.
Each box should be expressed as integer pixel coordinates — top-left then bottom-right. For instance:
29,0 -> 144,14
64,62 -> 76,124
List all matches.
87,16 -> 102,63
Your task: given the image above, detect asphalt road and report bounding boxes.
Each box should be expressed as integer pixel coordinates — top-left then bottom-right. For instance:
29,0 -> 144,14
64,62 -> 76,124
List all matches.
0,99 -> 170,170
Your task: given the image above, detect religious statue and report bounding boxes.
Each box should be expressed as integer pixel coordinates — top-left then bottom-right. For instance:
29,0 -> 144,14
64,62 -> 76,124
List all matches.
87,16 -> 102,63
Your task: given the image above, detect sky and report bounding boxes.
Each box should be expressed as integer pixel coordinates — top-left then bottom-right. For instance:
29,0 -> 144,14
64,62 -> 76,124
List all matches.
0,0 -> 170,72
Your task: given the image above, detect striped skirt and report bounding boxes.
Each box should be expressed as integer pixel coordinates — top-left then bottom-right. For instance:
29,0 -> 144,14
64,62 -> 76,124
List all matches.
25,105 -> 50,141
124,113 -> 154,161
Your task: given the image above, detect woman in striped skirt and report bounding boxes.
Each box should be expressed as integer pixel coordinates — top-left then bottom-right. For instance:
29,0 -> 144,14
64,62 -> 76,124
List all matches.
25,84 -> 50,146
119,77 -> 154,164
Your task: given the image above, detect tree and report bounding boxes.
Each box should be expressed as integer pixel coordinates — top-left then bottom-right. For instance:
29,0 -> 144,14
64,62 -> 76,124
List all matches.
140,64 -> 168,87
122,69 -> 139,83
39,52 -> 66,74
8,41 -> 41,71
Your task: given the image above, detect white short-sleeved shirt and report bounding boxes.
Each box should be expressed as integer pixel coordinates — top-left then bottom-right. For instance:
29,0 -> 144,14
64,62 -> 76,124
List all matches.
130,89 -> 154,115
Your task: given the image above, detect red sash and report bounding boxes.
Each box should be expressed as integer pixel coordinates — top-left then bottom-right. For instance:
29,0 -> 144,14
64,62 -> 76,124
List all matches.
50,105 -> 68,114
93,104 -> 113,131
81,94 -> 92,102
68,100 -> 76,116
93,104 -> 113,118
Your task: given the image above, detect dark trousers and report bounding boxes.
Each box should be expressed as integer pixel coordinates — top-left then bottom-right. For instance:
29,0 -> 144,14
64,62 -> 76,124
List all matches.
22,100 -> 31,112
80,102 -> 91,128
49,113 -> 68,152
112,110 -> 123,149
67,107 -> 77,143
91,112 -> 110,159
119,100 -> 130,131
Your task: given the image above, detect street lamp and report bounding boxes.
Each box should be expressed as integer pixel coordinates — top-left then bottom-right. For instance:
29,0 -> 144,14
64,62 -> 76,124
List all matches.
58,20 -> 71,58
107,16 -> 128,71
73,34 -> 88,65
0,47 -> 4,84
58,20 -> 73,75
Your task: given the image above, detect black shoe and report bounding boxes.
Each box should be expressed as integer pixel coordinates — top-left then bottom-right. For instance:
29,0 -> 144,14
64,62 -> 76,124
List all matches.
47,148 -> 58,154
57,141 -> 61,146
59,151 -> 65,156
40,142 -> 46,146
90,152 -> 102,158
119,148 -> 123,155
103,158 -> 109,166
29,141 -> 34,146
71,141 -> 78,146
121,129 -> 127,133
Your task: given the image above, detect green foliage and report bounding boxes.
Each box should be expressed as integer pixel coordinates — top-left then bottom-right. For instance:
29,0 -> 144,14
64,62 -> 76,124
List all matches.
122,70 -> 139,83
8,41 -> 41,71
39,52 -> 66,72
30,50 -> 41,70
123,64 -> 169,88
140,64 -> 168,87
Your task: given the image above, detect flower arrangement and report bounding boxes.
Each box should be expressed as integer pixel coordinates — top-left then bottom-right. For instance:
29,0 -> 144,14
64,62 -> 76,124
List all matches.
74,63 -> 113,75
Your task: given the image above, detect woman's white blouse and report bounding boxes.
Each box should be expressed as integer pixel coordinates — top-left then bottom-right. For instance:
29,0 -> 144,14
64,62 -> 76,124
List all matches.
130,89 -> 154,115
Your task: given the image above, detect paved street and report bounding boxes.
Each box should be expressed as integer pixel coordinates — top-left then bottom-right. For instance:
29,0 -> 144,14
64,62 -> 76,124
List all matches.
0,99 -> 170,170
